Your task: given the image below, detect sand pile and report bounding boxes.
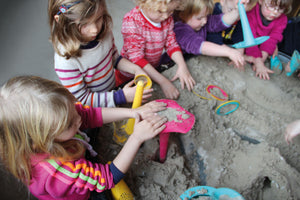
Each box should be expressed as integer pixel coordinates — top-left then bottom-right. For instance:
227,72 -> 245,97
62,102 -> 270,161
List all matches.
99,55 -> 300,200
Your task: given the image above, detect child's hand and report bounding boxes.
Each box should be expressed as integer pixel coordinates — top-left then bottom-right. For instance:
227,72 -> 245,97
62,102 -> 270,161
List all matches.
135,101 -> 167,120
285,120 -> 300,144
123,80 -> 153,103
253,58 -> 274,80
228,48 -> 245,70
134,67 -> 148,78
131,113 -> 167,144
160,79 -> 180,99
171,65 -> 196,92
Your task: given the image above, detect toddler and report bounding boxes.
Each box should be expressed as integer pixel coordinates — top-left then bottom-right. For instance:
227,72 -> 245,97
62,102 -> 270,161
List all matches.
118,0 -> 196,100
0,75 -> 167,200
244,0 -> 293,80
173,0 -> 247,70
48,0 -> 152,108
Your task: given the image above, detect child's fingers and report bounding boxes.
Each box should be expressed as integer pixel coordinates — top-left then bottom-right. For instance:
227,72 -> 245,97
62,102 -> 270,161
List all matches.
126,80 -> 135,87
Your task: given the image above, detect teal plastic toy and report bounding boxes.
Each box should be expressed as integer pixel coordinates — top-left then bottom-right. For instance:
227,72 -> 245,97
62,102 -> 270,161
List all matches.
232,0 -> 269,49
270,56 -> 283,74
286,50 -> 300,76
180,186 -> 245,200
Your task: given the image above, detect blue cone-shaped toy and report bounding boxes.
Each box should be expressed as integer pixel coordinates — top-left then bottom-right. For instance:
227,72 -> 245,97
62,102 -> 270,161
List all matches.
232,0 -> 269,49
286,50 -> 300,76
270,55 -> 283,74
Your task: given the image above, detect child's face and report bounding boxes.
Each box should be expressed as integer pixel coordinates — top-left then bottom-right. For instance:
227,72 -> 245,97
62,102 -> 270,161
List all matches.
259,0 -> 284,21
220,0 -> 236,13
56,105 -> 82,142
80,12 -> 104,42
142,1 -> 179,23
186,8 -> 208,31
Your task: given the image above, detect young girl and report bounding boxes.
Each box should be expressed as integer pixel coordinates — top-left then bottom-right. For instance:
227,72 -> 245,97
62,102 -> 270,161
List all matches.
48,0 -> 152,108
118,0 -> 196,100
0,75 -> 167,200
173,0 -> 248,70
244,0 -> 293,80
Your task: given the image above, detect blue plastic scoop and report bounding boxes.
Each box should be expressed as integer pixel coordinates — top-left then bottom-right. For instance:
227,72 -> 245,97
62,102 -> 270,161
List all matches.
232,0 -> 269,49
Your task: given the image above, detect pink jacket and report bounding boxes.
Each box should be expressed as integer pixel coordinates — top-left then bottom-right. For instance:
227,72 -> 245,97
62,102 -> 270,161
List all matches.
245,3 -> 287,58
29,103 -> 115,200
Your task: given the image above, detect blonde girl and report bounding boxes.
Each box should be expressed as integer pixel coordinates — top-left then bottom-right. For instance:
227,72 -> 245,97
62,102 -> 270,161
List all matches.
119,0 -> 196,100
0,75 -> 167,200
48,0 -> 152,108
244,0 -> 293,80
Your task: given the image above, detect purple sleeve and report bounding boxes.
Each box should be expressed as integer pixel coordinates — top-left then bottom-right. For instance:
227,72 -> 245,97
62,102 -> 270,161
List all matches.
113,89 -> 127,105
174,22 -> 205,55
109,162 -> 125,184
206,14 -> 229,33
76,102 -> 103,129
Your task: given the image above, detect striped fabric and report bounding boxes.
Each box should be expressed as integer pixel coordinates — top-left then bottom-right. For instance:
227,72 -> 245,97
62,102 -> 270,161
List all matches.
30,156 -> 114,200
54,32 -> 119,107
120,6 -> 181,69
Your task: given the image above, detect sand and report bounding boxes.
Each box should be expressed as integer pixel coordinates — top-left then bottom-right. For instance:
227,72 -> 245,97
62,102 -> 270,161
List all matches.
99,55 -> 300,200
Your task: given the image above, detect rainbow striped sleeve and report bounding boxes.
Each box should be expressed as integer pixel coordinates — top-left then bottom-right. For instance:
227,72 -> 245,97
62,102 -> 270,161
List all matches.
38,158 -> 115,197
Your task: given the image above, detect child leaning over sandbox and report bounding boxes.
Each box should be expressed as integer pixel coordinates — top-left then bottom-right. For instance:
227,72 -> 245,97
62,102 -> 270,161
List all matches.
243,0 -> 293,80
173,0 -> 249,70
48,0 -> 152,108
0,75 -> 167,200
117,0 -> 196,100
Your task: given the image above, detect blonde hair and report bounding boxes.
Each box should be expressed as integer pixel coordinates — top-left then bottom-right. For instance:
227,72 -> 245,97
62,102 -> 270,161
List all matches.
0,76 -> 85,184
48,0 -> 112,59
177,0 -> 214,23
135,0 -> 183,12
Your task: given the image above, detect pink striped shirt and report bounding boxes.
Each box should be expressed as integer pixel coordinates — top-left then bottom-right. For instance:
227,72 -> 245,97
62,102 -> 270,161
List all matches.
55,32 -> 120,107
121,6 -> 181,69
29,103 -> 115,200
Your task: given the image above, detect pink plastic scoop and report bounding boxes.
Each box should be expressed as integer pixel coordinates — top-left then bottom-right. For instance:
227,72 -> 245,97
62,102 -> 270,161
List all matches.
156,99 -> 195,162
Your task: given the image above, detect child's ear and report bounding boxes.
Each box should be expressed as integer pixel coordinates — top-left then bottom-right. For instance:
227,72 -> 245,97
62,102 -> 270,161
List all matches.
54,15 -> 59,22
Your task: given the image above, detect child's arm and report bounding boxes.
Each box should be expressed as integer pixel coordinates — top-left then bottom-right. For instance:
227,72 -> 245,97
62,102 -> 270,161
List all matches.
170,51 -> 196,91
116,57 -> 148,77
143,63 -> 180,99
201,41 -> 245,70
116,58 -> 154,103
285,120 -> 300,144
101,100 -> 167,124
222,0 -> 249,26
112,113 -> 167,173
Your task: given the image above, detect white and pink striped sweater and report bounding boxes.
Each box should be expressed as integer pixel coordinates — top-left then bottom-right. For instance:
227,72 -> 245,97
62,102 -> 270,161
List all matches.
54,32 -> 123,108
121,6 -> 181,69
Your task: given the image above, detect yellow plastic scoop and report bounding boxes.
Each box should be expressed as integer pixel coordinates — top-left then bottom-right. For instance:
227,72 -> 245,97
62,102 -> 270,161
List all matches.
113,75 -> 152,145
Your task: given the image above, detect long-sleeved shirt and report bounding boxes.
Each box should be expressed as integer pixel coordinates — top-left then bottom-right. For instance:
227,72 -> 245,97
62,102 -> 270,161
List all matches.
173,14 -> 229,55
245,3 -> 287,58
120,6 -> 181,70
29,102 -> 124,200
54,31 -> 126,108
